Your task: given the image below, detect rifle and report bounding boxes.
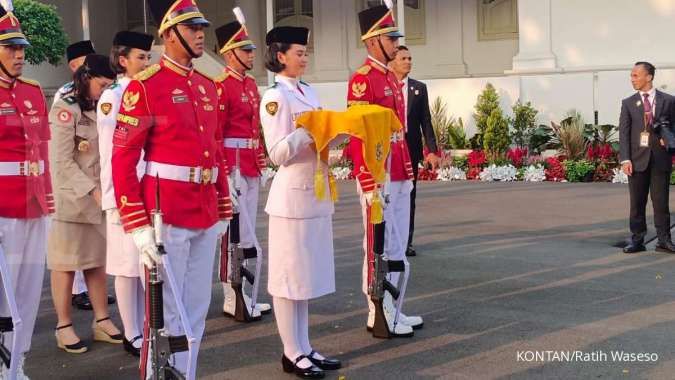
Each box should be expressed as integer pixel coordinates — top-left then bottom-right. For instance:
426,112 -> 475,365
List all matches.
140,176 -> 195,380
0,241 -> 21,380
225,148 -> 258,322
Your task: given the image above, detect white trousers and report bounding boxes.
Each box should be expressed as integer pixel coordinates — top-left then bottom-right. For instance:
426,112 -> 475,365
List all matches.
237,176 -> 260,250
143,223 -> 219,379
358,181 -> 412,295
0,217 -> 47,354
223,176 -> 260,286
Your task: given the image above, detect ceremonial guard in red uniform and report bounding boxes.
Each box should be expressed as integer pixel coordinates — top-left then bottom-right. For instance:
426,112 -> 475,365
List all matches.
0,3 -> 53,378
214,7 -> 271,321
111,0 -> 232,377
348,1 -> 423,337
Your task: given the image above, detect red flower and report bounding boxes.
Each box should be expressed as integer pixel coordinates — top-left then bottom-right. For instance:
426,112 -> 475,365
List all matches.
544,157 -> 565,181
586,143 -> 616,161
467,150 -> 487,168
466,167 -> 482,180
507,147 -> 528,168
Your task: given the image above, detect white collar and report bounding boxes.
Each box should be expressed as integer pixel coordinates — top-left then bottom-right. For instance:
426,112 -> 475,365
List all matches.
162,54 -> 192,71
276,74 -> 300,89
639,87 -> 656,100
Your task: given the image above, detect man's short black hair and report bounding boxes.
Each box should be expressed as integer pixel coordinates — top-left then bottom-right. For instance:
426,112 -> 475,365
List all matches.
635,61 -> 656,78
397,45 -> 409,51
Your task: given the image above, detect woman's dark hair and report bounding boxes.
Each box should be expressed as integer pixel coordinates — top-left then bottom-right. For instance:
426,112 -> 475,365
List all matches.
110,45 -> 133,74
71,65 -> 97,111
265,42 -> 292,73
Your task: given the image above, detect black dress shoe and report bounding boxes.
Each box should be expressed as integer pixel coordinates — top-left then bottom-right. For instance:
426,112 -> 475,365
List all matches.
281,355 -> 325,379
107,294 -> 116,305
71,292 -> 93,310
623,242 -> 646,254
123,335 -> 142,357
655,240 -> 675,254
307,350 -> 341,370
406,246 -> 417,257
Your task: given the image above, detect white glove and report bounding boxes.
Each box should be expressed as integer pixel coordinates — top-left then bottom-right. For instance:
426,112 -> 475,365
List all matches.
131,226 -> 162,269
106,209 -> 121,225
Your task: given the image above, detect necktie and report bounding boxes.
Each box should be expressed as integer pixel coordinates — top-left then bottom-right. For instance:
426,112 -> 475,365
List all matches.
643,93 -> 653,127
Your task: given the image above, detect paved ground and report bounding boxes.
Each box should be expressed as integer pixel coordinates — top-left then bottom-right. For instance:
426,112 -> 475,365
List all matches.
24,181 -> 675,379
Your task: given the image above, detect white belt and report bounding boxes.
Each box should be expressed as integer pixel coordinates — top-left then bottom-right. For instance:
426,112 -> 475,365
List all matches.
145,161 -> 218,185
224,138 -> 259,149
0,160 -> 45,176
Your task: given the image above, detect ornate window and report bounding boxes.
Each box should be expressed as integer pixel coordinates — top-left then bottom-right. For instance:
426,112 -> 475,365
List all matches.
478,0 -> 518,41
275,0 -> 314,49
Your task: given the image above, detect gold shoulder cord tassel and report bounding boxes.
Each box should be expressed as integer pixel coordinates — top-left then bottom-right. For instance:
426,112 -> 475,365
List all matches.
328,172 -> 338,202
314,152 -> 326,200
370,192 -> 383,224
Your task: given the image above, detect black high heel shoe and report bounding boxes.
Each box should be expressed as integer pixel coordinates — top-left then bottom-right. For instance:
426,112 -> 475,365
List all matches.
307,350 -> 341,370
123,335 -> 142,356
55,324 -> 88,354
281,355 -> 325,379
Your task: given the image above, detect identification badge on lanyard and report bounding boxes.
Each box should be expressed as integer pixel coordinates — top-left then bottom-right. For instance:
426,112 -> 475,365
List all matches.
640,132 -> 649,147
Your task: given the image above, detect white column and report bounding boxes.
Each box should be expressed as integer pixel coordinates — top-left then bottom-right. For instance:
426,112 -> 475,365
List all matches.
511,0 -> 557,72
396,0 -> 405,45
266,0 -> 274,86
81,0 -> 90,40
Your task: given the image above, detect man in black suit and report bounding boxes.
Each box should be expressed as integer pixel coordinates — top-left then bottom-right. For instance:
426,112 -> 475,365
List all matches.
389,46 -> 440,256
620,61 -> 675,254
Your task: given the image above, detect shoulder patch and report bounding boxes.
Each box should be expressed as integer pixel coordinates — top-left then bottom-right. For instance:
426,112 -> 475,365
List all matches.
62,96 -> 77,105
356,65 -> 371,75
265,102 -> 278,116
133,64 -> 160,81
17,77 -> 40,87
100,102 -> 113,115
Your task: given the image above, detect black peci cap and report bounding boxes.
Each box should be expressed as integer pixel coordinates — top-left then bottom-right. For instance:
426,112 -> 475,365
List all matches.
265,26 -> 309,46
66,40 -> 96,62
82,54 -> 115,79
113,31 -> 154,51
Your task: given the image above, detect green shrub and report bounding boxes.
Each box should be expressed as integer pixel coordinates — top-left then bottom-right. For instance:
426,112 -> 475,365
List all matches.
563,160 -> 596,182
14,0 -> 68,66
473,83 -> 500,148
483,108 -> 510,161
510,100 -> 539,150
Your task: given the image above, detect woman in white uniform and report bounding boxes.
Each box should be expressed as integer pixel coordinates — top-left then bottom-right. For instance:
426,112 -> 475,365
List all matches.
97,31 -> 153,356
261,26 -> 341,379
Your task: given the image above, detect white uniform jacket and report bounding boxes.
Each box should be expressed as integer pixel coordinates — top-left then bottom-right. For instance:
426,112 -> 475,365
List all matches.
261,75 -> 334,219
97,76 -> 145,211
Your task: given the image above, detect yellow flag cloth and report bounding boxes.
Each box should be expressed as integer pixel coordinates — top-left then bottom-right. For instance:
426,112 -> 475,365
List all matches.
295,104 -> 402,202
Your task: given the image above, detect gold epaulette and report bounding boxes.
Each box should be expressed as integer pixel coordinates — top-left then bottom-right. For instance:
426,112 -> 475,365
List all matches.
356,65 -> 372,75
194,68 -> 214,82
133,64 -> 160,81
17,77 -> 40,87
214,72 -> 229,83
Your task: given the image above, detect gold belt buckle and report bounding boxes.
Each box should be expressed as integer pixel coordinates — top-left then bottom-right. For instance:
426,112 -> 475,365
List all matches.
29,161 -> 39,176
201,168 -> 212,185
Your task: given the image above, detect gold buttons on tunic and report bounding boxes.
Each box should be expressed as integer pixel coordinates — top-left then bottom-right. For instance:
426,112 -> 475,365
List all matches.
204,151 -> 210,158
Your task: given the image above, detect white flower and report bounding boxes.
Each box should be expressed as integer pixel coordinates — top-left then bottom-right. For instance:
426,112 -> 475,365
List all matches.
438,166 -> 466,181
523,165 -> 546,182
611,167 -> 629,184
331,166 -> 352,180
479,164 -> 518,182
636,100 -> 642,107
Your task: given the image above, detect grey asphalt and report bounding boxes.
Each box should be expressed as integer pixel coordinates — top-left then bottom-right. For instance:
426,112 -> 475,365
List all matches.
24,181 -> 675,379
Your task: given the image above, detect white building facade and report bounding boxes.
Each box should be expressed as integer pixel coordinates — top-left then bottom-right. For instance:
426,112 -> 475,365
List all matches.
27,0 -> 675,134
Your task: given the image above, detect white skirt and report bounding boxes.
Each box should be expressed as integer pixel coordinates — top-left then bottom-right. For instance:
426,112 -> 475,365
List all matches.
105,209 -> 141,277
267,215 -> 335,300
